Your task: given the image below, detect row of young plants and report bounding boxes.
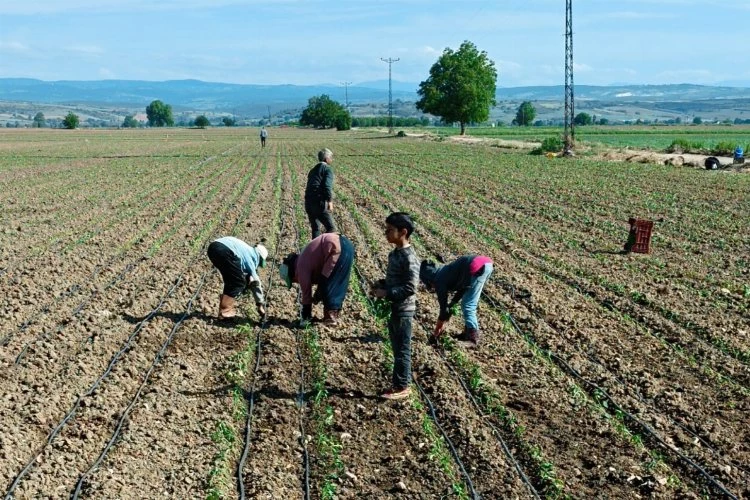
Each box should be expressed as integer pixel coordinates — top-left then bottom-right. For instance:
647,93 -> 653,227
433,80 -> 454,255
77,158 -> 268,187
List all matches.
206,152 -> 284,499
342,156 -> 750,496
2,146 -> 274,498
75,146 -> 281,498
331,183 -> 568,498
334,157 -> 716,496
287,150 -> 346,499
351,141 -> 749,325
284,141 -> 480,497
347,144 -> 750,376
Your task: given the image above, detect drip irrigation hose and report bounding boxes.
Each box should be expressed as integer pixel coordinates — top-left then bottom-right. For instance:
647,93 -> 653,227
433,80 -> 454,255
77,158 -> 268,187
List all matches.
3,274 -> 185,500
71,271 -> 211,498
498,307 -> 738,500
351,264 -> 479,499
5,158 -> 259,498
237,211 -> 294,499
430,341 -> 541,500
485,288 -> 750,484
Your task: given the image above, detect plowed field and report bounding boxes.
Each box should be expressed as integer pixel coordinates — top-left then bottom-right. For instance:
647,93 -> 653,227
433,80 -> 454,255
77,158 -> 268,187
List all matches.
1,127 -> 748,499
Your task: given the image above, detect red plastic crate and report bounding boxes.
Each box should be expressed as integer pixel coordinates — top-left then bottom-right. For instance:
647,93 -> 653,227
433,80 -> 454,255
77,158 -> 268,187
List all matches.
625,218 -> 654,254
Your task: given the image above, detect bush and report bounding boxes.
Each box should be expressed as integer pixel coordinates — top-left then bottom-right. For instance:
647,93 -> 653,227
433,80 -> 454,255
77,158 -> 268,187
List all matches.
711,141 -> 735,156
666,138 -> 705,154
541,136 -> 563,153
396,130 -> 406,137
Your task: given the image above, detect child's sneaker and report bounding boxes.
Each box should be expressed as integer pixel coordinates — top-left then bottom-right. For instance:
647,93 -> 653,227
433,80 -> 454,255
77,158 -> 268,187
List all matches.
380,387 -> 411,400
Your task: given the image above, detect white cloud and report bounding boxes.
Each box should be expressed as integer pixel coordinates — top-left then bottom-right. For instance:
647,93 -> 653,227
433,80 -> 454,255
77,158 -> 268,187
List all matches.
573,63 -> 593,72
0,41 -> 29,52
65,44 -> 104,55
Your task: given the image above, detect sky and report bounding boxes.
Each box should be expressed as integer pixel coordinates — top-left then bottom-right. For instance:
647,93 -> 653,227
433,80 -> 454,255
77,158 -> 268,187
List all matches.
1,0 -> 749,88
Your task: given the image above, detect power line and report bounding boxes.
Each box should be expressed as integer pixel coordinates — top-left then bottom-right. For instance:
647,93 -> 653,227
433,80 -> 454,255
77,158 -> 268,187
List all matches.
381,57 -> 399,134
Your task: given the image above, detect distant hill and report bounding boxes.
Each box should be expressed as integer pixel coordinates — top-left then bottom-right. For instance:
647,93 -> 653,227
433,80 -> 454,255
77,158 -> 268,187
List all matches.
2,79 -> 750,124
2,78 -> 750,111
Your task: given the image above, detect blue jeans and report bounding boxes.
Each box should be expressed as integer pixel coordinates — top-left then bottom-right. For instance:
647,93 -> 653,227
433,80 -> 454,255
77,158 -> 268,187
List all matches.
461,263 -> 493,330
320,235 -> 354,310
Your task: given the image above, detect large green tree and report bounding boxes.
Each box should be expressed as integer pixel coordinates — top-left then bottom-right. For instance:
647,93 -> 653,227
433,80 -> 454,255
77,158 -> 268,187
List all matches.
515,101 -> 536,126
146,100 -> 174,127
299,94 -> 351,130
194,115 -> 210,128
574,112 -> 593,126
62,112 -> 79,129
33,112 -> 46,128
122,115 -> 139,128
416,40 -> 497,135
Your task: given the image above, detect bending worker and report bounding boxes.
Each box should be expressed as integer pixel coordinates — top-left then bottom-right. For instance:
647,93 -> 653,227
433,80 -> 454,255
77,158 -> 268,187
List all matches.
279,233 -> 354,326
207,236 -> 268,320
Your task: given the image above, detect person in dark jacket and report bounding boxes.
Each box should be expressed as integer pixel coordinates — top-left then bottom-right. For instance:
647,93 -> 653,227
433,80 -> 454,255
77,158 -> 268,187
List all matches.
207,237 -> 268,320
372,212 -> 420,400
279,232 -> 354,326
419,255 -> 494,348
304,148 -> 337,239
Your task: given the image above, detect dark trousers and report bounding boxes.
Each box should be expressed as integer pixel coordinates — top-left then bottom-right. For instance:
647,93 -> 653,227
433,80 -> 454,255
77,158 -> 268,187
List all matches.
318,235 -> 354,310
260,137 -> 266,147
389,314 -> 413,390
305,200 -> 337,239
207,241 -> 245,297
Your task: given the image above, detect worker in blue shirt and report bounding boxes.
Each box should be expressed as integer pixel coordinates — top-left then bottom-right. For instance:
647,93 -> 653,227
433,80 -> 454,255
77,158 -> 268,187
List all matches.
207,237 -> 268,320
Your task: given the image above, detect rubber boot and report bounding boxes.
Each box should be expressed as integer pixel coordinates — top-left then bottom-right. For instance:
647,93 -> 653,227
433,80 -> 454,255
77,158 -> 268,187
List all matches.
458,328 -> 479,348
219,294 -> 237,319
323,308 -> 340,325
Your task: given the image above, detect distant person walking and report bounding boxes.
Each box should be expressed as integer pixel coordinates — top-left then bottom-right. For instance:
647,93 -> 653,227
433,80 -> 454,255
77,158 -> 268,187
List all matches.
304,148 -> 337,239
260,127 -> 268,148
207,237 -> 268,320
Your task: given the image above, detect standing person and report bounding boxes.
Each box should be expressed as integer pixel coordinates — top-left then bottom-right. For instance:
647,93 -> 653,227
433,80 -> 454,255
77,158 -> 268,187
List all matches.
304,148 -> 336,239
260,126 -> 268,148
207,236 -> 268,320
372,212 -> 420,400
419,255 -> 494,348
279,232 -> 354,326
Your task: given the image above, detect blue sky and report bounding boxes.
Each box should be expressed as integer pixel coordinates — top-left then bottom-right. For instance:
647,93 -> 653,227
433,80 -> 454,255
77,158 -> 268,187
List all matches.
1,0 -> 749,87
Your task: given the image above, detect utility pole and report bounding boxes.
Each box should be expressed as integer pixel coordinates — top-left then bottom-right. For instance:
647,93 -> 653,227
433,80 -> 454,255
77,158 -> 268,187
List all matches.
341,81 -> 352,112
381,57 -> 399,134
563,0 -> 575,154
267,105 -> 272,126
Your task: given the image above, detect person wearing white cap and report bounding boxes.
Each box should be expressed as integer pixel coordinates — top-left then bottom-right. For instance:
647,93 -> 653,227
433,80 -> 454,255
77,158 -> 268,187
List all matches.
207,236 -> 269,320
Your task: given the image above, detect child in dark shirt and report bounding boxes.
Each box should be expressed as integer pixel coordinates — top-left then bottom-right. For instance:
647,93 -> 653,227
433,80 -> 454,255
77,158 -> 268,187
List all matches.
373,212 -> 420,400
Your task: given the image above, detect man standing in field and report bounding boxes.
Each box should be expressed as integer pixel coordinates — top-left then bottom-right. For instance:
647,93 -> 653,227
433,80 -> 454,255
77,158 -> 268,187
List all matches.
304,148 -> 337,239
260,126 -> 268,148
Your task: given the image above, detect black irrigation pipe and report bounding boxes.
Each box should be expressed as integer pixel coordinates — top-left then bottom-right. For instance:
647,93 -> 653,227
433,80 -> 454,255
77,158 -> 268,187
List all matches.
2,148 -> 242,348
426,334 -> 541,500
490,283 -> 750,481
484,292 -> 738,500
237,213 -> 289,500
5,150 -> 258,498
350,264 -> 478,500
239,158 -> 310,500
3,273 -> 185,500
289,195 -> 312,500
71,270 -> 211,498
